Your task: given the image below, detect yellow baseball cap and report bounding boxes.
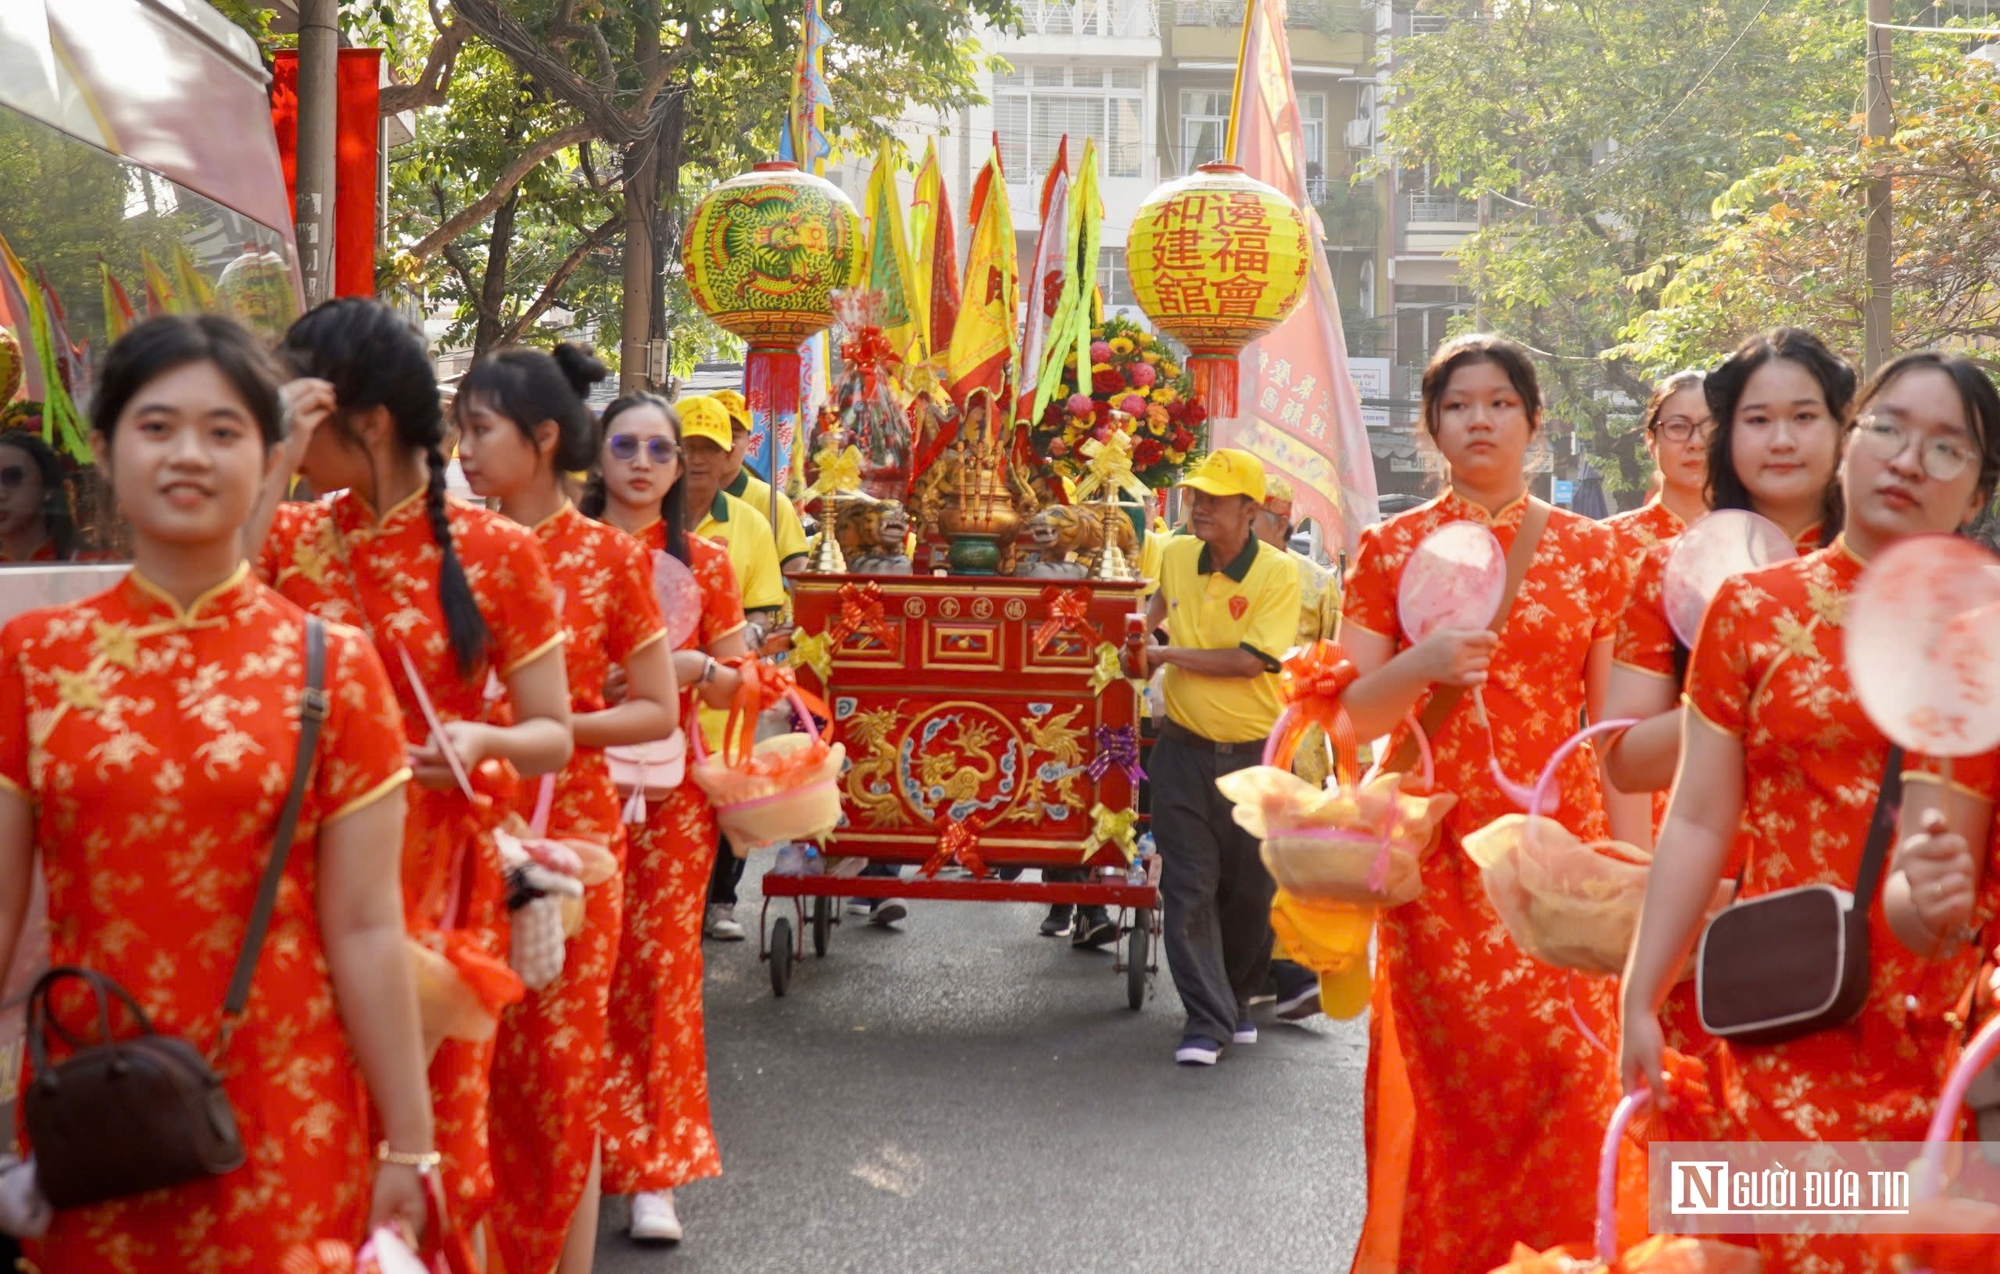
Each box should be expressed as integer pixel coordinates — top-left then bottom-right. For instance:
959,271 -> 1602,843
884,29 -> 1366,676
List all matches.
1178,448 -> 1267,503
1263,475 -> 1295,513
711,388 -> 752,434
677,395 -> 734,450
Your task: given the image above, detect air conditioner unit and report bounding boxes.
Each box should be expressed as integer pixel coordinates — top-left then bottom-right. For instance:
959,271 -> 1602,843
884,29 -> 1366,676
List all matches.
1344,118 -> 1372,150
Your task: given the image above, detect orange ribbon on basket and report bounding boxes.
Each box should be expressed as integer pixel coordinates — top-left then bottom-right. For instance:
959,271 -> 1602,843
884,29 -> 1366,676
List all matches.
1033,584 -> 1103,654
829,581 -> 896,650
1269,640 -> 1361,781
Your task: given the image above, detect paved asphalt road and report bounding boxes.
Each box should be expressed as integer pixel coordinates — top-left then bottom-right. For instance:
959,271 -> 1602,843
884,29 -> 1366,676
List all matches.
594,859 -> 1369,1273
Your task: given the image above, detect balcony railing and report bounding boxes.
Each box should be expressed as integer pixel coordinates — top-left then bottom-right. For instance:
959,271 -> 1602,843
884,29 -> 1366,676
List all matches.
1173,0 -> 1368,31
1024,0 -> 1160,37
1406,193 -> 1478,225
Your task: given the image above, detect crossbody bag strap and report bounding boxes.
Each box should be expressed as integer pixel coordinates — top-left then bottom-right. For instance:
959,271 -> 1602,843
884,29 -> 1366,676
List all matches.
1385,498 -> 1552,773
216,617 -> 329,1053
1852,743 -> 1907,916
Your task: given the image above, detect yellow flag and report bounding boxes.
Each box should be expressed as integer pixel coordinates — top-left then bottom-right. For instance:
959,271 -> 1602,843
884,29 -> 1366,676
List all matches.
171,243 -> 214,311
946,153 -> 1016,418
908,139 -> 942,356
863,141 -> 923,366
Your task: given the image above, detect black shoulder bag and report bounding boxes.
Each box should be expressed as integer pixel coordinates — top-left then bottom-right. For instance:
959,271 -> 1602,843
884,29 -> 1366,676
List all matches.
24,617 -> 328,1209
1695,745 -> 1903,1046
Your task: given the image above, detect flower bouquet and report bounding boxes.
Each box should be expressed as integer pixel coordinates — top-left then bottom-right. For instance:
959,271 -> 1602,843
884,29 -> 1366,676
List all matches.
1026,315 -> 1207,490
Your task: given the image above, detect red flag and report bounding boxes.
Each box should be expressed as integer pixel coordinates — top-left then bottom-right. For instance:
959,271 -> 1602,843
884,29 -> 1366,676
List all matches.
1224,0 -> 1379,555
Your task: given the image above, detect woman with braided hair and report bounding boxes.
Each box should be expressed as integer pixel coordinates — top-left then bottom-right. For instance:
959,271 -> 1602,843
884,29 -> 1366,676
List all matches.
249,297 -> 574,1244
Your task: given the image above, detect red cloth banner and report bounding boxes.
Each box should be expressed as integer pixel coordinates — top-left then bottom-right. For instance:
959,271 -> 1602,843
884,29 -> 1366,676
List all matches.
270,49 -> 382,299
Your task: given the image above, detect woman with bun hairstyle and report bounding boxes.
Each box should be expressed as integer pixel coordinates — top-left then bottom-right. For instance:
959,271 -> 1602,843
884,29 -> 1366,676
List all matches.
457,344 -> 676,1274
1,315 -> 433,1269
583,392 -> 749,1244
254,297 -> 574,1237
1334,334 -> 1631,1274
1601,371 -> 1712,572
1622,351 -> 2000,1273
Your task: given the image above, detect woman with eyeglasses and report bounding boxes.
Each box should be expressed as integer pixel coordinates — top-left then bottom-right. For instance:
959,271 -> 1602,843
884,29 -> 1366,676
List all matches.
1621,352 -> 2000,1273
451,345 -> 676,1274
1602,371 -> 1711,572
256,298 -> 575,1241
581,393 -> 748,1245
0,316 -> 433,1269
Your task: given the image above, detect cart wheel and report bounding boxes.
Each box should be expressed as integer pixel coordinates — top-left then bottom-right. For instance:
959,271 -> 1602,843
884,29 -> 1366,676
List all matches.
1126,909 -> 1151,1010
770,917 -> 794,997
811,895 -> 833,958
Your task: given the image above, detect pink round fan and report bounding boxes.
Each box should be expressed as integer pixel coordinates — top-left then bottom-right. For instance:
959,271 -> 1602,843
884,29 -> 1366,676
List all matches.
1847,533 -> 2000,757
654,550 -> 702,649
1661,509 -> 1797,647
1397,521 -> 1506,643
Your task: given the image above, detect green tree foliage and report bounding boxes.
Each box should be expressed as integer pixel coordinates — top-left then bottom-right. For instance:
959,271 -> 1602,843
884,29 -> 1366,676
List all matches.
1616,39 -> 2000,377
375,0 -> 1010,376
1376,0 -> 1866,496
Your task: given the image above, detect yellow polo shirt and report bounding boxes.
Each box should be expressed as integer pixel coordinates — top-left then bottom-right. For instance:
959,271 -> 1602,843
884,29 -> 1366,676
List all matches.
695,492 -> 787,612
1157,533 -> 1301,743
728,469 -> 809,565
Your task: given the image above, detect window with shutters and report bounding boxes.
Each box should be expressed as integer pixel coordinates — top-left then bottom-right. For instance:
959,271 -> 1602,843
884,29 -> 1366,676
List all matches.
993,64 -> 1147,183
1179,89 -> 1229,173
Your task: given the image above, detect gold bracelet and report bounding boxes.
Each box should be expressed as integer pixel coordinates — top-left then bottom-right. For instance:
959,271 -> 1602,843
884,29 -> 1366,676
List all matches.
376,1142 -> 442,1171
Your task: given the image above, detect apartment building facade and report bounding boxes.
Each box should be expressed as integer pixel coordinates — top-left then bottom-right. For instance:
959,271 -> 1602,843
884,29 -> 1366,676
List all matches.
825,0 -> 1479,503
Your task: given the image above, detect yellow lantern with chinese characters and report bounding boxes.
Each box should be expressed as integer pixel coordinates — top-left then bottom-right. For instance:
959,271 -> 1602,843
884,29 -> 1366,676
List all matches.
1125,163 -> 1311,418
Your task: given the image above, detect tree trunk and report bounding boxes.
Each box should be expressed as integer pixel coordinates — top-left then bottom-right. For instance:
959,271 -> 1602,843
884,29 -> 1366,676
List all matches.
620,0 -> 664,393
649,86 -> 686,376
473,186 -> 521,356
620,136 -> 659,393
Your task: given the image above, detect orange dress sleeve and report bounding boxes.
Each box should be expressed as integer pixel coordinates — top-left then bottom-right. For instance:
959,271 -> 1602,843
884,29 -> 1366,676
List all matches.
1339,522 -> 1396,640
1683,573 -> 1758,736
690,535 -> 748,649
316,623 -> 414,824
487,524 -> 566,677
256,500 -> 321,585
1613,544 -> 1677,676
606,535 -> 668,666
0,617 -> 26,798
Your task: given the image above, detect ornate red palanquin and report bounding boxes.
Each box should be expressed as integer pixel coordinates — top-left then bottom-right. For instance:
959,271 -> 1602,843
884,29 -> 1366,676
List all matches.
790,574 -> 1146,872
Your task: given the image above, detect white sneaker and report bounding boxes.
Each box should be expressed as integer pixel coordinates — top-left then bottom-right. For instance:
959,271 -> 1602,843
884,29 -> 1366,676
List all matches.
704,905 -> 745,941
629,1189 -> 682,1242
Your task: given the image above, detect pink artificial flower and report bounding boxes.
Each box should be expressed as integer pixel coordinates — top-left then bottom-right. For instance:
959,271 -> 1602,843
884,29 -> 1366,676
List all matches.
1090,340 -> 1112,363
1067,393 -> 1095,417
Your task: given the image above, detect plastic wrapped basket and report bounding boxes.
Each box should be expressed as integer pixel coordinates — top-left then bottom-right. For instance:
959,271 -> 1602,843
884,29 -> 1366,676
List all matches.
689,689 -> 845,854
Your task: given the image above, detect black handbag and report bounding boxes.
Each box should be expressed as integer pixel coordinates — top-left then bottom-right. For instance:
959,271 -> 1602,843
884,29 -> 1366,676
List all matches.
23,618 -> 328,1209
1695,746 -> 1902,1046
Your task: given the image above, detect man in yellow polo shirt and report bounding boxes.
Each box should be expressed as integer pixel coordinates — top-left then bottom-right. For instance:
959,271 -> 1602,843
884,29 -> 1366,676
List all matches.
1143,448 -> 1301,1066
711,388 -> 811,575
679,396 -> 788,624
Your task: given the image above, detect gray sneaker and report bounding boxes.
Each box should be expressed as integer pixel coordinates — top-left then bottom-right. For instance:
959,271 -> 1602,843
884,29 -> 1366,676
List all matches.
703,904 -> 745,941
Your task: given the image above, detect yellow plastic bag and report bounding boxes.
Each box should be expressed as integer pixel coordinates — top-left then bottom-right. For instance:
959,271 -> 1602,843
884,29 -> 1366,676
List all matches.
1268,888 -> 1376,1019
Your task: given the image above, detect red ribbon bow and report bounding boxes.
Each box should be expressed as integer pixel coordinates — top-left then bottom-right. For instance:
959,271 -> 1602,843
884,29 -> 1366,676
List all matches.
921,813 -> 989,879
1032,584 -> 1103,655
840,324 -> 901,401
829,581 -> 896,650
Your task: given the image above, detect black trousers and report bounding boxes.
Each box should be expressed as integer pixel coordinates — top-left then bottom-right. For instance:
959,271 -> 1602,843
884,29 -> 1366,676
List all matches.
1150,731 -> 1276,1043
708,833 -> 745,906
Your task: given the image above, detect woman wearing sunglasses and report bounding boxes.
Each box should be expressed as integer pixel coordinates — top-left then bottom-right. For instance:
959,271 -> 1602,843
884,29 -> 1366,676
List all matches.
0,315 -> 433,1269
1622,352 -> 2000,1274
452,344 -> 676,1274
583,393 -> 748,1245
256,298 -> 574,1243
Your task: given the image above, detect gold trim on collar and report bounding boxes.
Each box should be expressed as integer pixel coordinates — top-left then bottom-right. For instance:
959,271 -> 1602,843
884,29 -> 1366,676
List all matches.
127,560 -> 251,625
